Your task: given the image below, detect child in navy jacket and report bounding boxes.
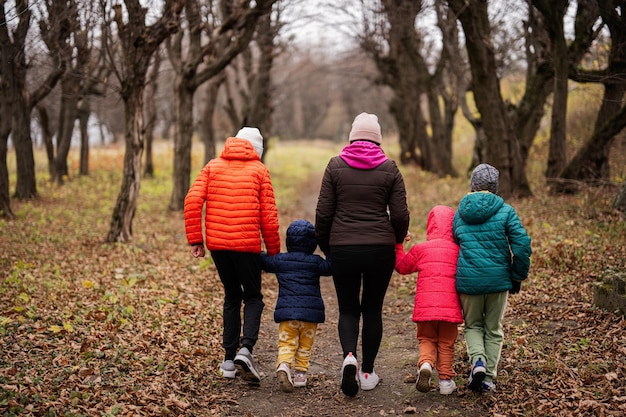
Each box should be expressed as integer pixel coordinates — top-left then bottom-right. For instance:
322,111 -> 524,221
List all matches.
261,219 -> 332,392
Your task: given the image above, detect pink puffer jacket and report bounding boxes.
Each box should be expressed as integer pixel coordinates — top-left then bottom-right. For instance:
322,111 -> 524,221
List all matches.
395,205 -> 463,324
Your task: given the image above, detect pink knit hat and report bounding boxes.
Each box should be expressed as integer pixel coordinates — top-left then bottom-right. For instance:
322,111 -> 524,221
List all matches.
348,112 -> 382,144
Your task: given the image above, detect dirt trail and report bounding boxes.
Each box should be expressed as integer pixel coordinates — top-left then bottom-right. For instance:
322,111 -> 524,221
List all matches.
218,173 -> 488,417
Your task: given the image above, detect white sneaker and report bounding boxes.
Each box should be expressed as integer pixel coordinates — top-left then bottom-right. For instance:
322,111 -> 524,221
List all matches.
439,379 -> 456,395
416,362 -> 432,393
276,362 -> 293,392
293,370 -> 307,387
234,347 -> 261,384
219,359 -> 236,379
340,352 -> 359,397
358,369 -> 379,390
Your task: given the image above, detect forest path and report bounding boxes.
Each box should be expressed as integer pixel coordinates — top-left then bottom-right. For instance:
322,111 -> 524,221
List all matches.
217,171 -> 488,417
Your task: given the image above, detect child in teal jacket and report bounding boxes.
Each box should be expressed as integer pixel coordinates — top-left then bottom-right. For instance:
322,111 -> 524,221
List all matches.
453,163 -> 532,394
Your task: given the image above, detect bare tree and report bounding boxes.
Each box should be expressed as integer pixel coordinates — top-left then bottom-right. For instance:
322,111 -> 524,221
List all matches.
558,0 -> 626,193
166,0 -> 278,212
0,0 -> 68,205
448,0 -> 530,198
105,0 -> 184,243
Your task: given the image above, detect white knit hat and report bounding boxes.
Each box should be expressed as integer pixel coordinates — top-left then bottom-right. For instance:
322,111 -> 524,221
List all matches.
348,112 -> 382,144
236,127 -> 264,158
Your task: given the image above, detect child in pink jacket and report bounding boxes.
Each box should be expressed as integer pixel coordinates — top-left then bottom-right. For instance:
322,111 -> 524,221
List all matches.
395,205 -> 463,395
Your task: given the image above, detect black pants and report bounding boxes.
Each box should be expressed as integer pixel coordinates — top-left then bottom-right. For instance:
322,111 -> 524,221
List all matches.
330,245 -> 395,373
211,250 -> 264,360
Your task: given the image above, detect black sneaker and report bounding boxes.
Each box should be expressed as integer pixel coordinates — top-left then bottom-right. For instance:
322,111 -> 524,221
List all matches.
340,352 -> 359,397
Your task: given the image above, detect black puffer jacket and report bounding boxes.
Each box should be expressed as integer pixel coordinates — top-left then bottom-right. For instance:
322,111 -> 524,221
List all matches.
315,141 -> 410,254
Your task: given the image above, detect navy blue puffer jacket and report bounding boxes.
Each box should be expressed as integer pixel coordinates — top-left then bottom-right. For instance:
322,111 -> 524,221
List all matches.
261,219 -> 332,323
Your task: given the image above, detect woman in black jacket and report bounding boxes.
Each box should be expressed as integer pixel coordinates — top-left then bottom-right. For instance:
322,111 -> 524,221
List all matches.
315,112 -> 410,396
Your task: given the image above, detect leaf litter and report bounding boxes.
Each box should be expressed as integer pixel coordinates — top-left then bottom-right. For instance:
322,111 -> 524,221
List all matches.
1,147 -> 625,417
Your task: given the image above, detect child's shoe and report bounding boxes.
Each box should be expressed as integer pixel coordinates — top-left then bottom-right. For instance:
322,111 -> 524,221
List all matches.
340,352 -> 359,397
219,360 -> 236,379
439,379 -> 456,395
416,362 -> 432,393
234,347 -> 261,385
276,362 -> 293,392
467,359 -> 486,392
293,370 -> 307,388
482,381 -> 496,395
358,369 -> 379,390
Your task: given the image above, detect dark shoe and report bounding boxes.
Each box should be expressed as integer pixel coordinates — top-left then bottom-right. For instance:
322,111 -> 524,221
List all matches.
340,352 -> 359,397
468,359 -> 486,392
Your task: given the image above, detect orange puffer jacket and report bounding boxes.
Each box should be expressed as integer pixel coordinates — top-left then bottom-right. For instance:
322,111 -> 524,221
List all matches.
184,137 -> 281,256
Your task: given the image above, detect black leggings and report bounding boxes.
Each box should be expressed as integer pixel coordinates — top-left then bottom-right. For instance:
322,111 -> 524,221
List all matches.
211,250 -> 264,360
330,245 -> 395,373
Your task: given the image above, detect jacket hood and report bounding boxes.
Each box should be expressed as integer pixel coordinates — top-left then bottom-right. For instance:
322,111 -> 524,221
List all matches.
221,137 -> 261,161
426,205 -> 456,241
339,141 -> 388,169
286,219 -> 317,254
457,192 -> 504,224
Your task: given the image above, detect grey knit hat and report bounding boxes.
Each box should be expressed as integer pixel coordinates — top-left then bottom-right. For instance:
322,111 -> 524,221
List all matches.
470,163 -> 499,194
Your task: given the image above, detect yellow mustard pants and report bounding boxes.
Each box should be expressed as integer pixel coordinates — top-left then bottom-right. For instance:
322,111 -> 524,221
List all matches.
276,320 -> 318,372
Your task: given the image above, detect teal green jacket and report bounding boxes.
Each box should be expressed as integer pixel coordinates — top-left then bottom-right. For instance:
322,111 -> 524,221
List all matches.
453,192 -> 532,295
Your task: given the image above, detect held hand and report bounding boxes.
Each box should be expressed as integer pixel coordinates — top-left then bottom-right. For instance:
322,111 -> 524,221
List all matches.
510,280 -> 521,295
191,244 -> 205,258
404,232 -> 411,242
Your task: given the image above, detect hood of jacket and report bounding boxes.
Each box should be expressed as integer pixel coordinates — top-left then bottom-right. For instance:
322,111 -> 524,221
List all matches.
339,140 -> 388,169
220,137 -> 261,161
286,219 -> 317,254
426,205 -> 456,241
457,191 -> 505,225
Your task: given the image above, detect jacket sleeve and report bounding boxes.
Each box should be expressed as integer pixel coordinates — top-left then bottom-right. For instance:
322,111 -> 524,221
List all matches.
394,243 -> 419,275
388,162 -> 410,243
506,207 -> 532,281
184,164 -> 210,246
259,167 -> 281,256
315,160 -> 336,255
318,256 -> 332,276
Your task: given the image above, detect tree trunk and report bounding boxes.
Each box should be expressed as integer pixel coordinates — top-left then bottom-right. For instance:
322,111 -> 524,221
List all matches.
556,91 -> 626,193
78,99 -> 90,176
0,128 -> 12,218
12,93 -> 38,199
448,0 -> 531,198
144,53 -> 161,178
169,75 -> 194,212
107,90 -> 144,242
36,105 -> 56,180
614,180 -> 626,215
54,78 -> 81,184
533,0 -> 569,183
200,73 -> 226,164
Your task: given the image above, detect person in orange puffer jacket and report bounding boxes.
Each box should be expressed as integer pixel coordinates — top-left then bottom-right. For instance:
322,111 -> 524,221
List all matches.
184,127 -> 281,385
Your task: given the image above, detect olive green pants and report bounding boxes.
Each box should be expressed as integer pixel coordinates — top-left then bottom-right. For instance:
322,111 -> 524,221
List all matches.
460,291 -> 508,383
